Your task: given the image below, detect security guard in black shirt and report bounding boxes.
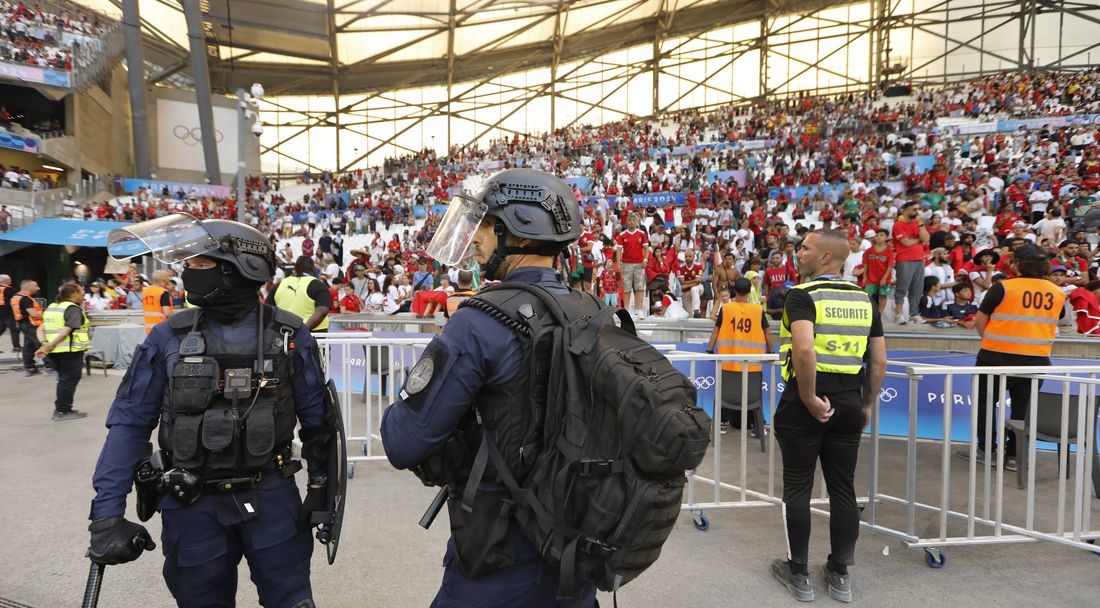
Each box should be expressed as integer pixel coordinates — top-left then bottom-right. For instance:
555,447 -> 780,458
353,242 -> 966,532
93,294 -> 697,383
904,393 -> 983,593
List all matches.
770,229 -> 887,603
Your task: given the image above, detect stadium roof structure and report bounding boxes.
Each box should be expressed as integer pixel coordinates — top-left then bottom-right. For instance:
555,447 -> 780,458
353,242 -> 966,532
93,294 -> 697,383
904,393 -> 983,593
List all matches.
77,0 -> 1100,173
108,0 -> 857,96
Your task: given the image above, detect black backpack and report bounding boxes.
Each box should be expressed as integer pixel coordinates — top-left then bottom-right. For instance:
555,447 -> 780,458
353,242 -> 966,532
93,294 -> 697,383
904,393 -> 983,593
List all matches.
460,282 -> 710,596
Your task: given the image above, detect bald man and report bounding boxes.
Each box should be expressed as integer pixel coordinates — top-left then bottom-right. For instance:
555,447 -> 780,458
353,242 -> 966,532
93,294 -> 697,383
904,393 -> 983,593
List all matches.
141,270 -> 174,333
0,274 -> 20,353
770,229 -> 886,602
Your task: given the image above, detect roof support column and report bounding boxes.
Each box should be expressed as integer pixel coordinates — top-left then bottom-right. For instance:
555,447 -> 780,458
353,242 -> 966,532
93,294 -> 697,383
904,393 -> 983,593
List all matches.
121,0 -> 151,178
182,0 -> 222,184
550,0 -> 565,132
447,0 -> 457,151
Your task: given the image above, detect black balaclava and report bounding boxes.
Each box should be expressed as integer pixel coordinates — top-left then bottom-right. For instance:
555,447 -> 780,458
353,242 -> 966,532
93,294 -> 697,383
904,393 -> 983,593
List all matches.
182,261 -> 260,322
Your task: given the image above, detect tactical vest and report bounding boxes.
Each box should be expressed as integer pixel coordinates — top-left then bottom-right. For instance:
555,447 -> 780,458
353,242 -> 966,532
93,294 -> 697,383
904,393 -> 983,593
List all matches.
42,301 -> 90,353
779,279 -> 873,382
416,285 -> 586,580
158,305 -> 301,478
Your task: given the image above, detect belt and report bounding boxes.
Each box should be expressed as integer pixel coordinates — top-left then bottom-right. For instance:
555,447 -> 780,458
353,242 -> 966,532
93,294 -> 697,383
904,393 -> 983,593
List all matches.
204,472 -> 265,494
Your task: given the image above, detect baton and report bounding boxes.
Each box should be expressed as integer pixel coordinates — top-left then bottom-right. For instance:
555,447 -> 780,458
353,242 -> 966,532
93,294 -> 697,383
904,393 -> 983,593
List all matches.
81,561 -> 105,608
419,487 -> 448,530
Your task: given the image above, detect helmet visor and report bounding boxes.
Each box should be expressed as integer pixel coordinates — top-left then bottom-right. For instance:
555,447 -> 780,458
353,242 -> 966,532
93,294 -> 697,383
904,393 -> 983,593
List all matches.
425,194 -> 488,266
107,213 -> 219,264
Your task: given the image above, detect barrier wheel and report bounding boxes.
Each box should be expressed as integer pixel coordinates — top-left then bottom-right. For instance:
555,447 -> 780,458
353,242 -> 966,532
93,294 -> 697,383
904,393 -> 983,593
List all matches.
692,513 -> 709,532
923,549 -> 946,569
347,463 -> 356,479
362,442 -> 370,456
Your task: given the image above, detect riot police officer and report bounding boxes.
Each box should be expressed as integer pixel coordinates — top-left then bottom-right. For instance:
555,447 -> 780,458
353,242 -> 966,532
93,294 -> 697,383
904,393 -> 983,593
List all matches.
88,215 -> 334,608
380,169 -> 599,607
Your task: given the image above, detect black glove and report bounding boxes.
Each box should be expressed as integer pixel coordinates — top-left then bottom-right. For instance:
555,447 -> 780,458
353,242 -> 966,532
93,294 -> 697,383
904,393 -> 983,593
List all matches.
87,516 -> 156,565
300,485 -> 327,529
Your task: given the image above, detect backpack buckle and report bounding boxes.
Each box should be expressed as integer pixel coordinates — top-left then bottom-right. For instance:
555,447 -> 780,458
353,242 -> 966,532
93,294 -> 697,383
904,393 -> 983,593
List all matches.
578,537 -> 615,559
577,459 -> 618,477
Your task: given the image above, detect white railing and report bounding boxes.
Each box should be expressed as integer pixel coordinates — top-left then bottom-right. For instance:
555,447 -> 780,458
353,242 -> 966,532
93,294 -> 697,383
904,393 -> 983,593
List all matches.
312,334 -> 1100,563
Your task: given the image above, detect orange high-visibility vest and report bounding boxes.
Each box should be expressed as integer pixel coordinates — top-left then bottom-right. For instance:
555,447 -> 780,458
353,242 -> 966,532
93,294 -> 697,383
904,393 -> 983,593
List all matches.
10,291 -> 43,326
142,285 -> 171,333
444,290 -> 476,318
0,285 -> 8,308
715,300 -> 767,372
980,277 -> 1065,357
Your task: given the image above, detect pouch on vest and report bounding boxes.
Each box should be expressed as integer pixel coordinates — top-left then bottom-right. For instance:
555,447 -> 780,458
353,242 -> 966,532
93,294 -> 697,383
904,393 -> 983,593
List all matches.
171,415 -> 205,468
168,357 -> 221,414
201,408 -> 237,470
244,404 -> 276,465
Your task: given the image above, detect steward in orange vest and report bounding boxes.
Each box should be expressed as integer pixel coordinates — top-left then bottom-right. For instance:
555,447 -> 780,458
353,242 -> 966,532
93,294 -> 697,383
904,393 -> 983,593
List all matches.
141,270 -> 174,333
707,278 -> 775,370
444,270 -> 477,320
965,245 -> 1067,465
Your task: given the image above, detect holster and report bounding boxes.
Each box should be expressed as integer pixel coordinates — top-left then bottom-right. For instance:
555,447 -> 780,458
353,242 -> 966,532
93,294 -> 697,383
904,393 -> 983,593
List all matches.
133,449 -> 167,522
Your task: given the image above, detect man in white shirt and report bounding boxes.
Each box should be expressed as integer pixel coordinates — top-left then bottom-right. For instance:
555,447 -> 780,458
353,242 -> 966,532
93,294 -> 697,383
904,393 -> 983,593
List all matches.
1027,182 -> 1054,223
923,248 -> 956,307
842,236 -> 864,283
1033,207 -> 1066,244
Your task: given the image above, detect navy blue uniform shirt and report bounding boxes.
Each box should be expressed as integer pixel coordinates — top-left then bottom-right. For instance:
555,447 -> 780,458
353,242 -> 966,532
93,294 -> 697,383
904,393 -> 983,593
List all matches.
381,266 -> 566,469
90,307 -> 327,519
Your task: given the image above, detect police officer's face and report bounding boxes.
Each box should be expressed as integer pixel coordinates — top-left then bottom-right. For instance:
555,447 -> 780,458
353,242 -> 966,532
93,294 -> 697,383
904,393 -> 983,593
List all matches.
185,256 -> 218,270
471,218 -> 498,264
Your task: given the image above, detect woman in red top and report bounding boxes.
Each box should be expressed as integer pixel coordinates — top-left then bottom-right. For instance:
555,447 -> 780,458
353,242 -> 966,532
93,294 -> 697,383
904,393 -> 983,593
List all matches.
338,284 -> 362,314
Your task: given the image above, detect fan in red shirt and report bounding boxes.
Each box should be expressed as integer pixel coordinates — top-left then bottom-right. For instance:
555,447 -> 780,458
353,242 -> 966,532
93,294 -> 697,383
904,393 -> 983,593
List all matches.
615,213 -> 650,315
763,251 -> 796,297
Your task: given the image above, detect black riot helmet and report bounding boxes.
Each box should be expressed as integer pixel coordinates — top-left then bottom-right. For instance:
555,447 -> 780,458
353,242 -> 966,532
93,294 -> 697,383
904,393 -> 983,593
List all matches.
106,213 -> 276,283
199,220 -> 277,283
425,168 -> 581,279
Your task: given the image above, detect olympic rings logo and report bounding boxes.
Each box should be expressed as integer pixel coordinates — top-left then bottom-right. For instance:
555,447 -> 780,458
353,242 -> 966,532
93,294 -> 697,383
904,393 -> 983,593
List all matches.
879,387 -> 898,403
172,125 -> 224,147
693,376 -> 715,390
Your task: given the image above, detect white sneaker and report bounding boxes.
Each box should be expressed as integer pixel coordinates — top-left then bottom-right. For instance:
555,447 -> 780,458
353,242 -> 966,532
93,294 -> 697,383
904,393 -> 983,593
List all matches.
910,315 -> 925,324
896,315 -> 908,325
635,309 -> 646,319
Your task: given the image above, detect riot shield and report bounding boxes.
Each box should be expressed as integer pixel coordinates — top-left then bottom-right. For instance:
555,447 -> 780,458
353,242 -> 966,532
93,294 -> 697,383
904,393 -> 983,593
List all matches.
311,379 -> 347,565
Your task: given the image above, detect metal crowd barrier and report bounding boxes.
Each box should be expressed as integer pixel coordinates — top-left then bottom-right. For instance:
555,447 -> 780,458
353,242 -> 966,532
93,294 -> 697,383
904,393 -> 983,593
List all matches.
315,335 -> 431,477
863,363 -> 1100,566
313,335 -> 1100,564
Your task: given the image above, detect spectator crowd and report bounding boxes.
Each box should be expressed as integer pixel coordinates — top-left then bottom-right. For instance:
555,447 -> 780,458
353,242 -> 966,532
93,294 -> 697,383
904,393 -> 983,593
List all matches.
12,69 -> 1100,335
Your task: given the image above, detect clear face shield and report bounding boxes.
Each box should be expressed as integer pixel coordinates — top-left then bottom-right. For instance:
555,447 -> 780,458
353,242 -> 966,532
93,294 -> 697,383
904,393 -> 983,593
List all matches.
425,194 -> 488,266
107,213 -> 219,264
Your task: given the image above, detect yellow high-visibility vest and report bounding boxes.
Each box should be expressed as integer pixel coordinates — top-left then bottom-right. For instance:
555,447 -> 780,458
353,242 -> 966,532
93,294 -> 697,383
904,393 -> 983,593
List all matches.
779,279 -> 872,381
275,275 -> 330,330
43,301 -> 90,353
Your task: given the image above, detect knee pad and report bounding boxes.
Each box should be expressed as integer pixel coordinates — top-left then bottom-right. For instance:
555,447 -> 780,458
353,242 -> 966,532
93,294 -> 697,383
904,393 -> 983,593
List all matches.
290,600 -> 316,608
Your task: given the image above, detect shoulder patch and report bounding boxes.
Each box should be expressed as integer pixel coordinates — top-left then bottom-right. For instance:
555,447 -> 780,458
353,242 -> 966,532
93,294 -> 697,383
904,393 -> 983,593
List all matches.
168,307 -> 201,330
403,356 -> 434,397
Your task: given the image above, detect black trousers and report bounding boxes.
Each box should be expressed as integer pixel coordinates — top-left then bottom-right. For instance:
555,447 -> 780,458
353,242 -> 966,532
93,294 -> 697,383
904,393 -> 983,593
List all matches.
0,314 -> 19,349
47,351 -> 84,412
20,324 -> 40,370
774,390 -> 864,567
975,371 -> 1041,458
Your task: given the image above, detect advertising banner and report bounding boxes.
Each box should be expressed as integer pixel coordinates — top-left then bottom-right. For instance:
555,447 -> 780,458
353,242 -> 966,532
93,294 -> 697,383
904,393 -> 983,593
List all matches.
122,178 -> 232,199
706,170 -> 746,186
564,176 -> 594,194
0,61 -> 70,87
897,155 -> 936,174
632,192 -> 687,206
767,181 -> 905,201
0,129 -> 39,153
